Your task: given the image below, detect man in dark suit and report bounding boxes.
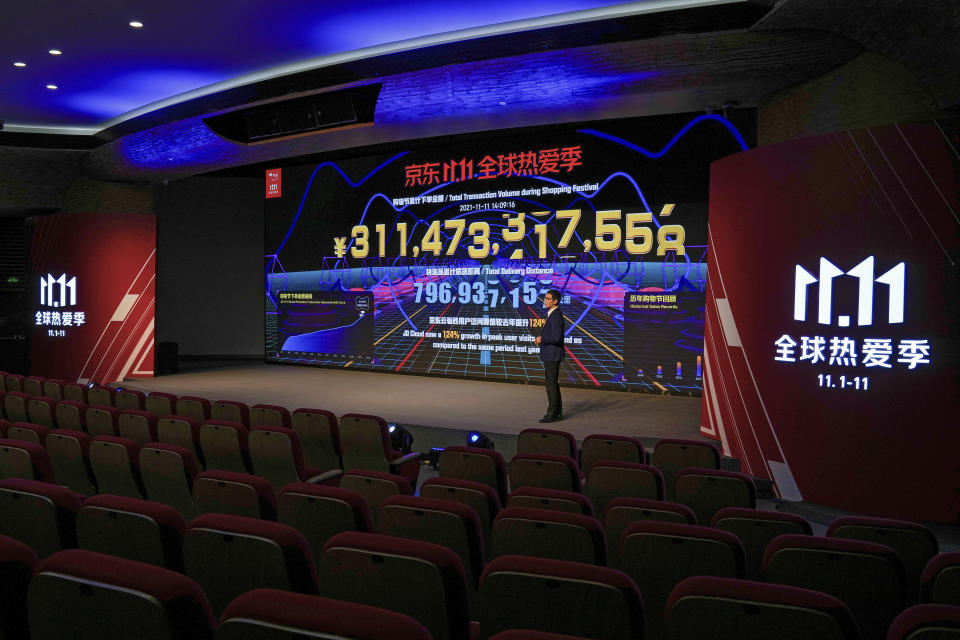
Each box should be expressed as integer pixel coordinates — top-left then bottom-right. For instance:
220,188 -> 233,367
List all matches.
534,289 -> 565,423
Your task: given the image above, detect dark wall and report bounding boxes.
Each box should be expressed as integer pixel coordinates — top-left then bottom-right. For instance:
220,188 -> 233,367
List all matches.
154,177 -> 263,356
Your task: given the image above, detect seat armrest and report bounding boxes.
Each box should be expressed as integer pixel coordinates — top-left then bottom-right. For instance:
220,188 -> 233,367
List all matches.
306,469 -> 343,485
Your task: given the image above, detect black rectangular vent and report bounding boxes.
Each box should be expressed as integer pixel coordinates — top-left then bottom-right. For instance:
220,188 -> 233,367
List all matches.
0,218 -> 28,292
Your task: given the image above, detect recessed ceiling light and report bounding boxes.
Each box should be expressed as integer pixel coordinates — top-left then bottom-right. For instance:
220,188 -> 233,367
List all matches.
13,62 -> 26,67
129,20 -> 143,28
46,84 -> 58,90
49,49 -> 62,55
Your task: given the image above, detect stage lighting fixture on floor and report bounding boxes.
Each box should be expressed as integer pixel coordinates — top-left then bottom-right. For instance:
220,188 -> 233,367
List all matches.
467,431 -> 494,449
388,423 -> 414,454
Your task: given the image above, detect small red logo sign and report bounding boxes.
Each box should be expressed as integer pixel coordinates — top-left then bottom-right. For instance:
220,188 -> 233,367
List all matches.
265,169 -> 282,199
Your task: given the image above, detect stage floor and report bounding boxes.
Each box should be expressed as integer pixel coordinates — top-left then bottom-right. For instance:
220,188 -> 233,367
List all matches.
125,362 -> 706,457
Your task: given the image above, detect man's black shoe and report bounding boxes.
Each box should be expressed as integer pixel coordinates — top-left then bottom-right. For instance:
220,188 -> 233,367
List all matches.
539,415 -> 561,423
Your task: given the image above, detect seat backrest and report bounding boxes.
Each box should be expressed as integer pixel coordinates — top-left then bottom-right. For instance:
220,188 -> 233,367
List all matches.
764,533 -> 907,640
47,429 -> 97,496
87,386 -> 116,408
211,400 -> 250,426
291,408 -> 342,472
0,437 -> 55,482
581,434 -> 646,471
585,461 -> 664,517
379,494 -> 485,588
63,383 -> 89,404
921,553 -> 960,605
77,494 -> 186,571
277,483 -> 373,574
491,506 -> 605,565
176,396 -> 211,422
507,486 -> 594,516
652,438 -> 721,500
55,400 -> 87,431
517,428 -> 578,459
115,389 -> 147,411
3,374 -> 24,393
673,467 -> 756,527
318,531 -> 471,640
29,549 -> 215,640
248,425 -> 310,490
140,442 -> 200,521
340,469 -> 412,521
250,403 -> 292,428
85,404 -> 121,437
620,520 -> 746,639
41,379 -> 66,402
508,453 -> 582,493
157,415 -> 204,465
0,477 -> 81,558
3,391 -> 29,422
89,435 -> 145,499
887,604 -> 960,640
0,534 -> 39,640
193,469 -> 277,520
199,420 -> 250,473
184,513 -> 317,617
217,588 -> 433,640
479,554 -> 645,640
7,421 -> 50,445
144,392 -> 177,416
339,413 -> 394,473
23,376 -> 45,397
118,409 -> 160,445
603,498 -> 698,567
711,507 -> 813,580
664,576 -> 858,640
439,446 -> 508,505
27,396 -> 57,428
827,515 -> 939,606
420,477 -> 501,551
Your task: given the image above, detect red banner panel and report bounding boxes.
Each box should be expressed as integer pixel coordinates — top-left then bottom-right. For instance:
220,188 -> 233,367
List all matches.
29,213 -> 156,384
702,121 -> 959,522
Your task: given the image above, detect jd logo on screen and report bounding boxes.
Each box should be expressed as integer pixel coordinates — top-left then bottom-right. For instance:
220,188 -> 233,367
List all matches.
40,273 -> 77,308
793,257 -> 904,327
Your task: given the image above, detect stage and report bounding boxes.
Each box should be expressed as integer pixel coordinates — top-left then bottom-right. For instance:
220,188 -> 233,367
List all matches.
124,362 -> 707,460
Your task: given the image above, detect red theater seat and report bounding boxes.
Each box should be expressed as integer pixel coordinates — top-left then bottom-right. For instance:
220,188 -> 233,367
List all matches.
764,533 -> 907,640
218,589 -> 433,640
291,407 -> 343,471
115,388 -> 147,411
0,534 -> 39,640
887,604 -> 960,640
673,467 -> 757,526
248,425 -> 340,490
184,513 -> 318,616
63,383 -> 89,404
318,531 -> 471,640
517,427 -> 578,459
508,453 -> 583,493
144,391 -> 178,416
177,395 -> 212,421
479,555 -> 644,639
3,374 -> 24,393
420,476 -> 502,551
87,385 -> 116,408
491,506 -> 606,566
89,435 -> 145,499
711,506 -> 813,580
199,419 -> 251,473
922,553 -> 960,605
652,438 -> 721,500
85,404 -> 121,437
212,399 -> 250,426
439,445 -> 509,506
29,549 -> 215,640
55,399 -> 87,431
0,438 -> 56,482
0,477 -> 81,558
581,433 -> 646,471
664,576 -> 859,640
339,469 -> 412,521
7,421 -> 50,445
157,415 -> 204,466
278,483 -> 374,574
42,378 -> 67,401
77,494 -> 186,571
47,429 -> 98,496
118,408 -> 160,444
139,442 -> 201,521
339,413 -> 421,486
27,395 -> 57,428
2,391 -> 29,423
585,461 -> 664,517
193,469 -> 277,520
250,403 -> 292,427
23,375 -> 45,397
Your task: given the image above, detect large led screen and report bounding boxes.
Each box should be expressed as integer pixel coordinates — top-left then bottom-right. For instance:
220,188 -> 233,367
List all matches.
265,112 -> 754,394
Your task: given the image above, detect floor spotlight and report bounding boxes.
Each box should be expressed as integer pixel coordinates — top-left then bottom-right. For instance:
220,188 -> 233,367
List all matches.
467,430 -> 494,449
388,423 -> 414,454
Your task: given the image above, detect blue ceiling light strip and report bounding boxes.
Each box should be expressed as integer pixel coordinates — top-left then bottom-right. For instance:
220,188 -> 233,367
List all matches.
578,113 -> 749,155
